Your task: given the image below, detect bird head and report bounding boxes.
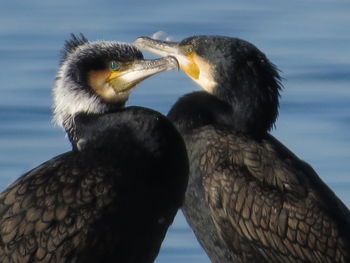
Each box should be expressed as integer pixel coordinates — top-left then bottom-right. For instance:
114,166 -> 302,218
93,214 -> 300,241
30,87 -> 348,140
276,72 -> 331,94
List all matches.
53,34 -> 178,131
134,35 -> 282,134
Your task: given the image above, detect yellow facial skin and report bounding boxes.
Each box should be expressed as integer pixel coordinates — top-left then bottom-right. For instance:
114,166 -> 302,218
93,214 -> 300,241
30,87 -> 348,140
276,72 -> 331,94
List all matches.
178,46 -> 217,93
107,70 -> 121,83
180,52 -> 200,80
87,69 -> 116,103
88,67 -> 132,103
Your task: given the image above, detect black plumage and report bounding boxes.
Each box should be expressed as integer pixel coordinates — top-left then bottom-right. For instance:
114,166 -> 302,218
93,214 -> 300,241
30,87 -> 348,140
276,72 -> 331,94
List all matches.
0,34 -> 188,263
134,35 -> 350,263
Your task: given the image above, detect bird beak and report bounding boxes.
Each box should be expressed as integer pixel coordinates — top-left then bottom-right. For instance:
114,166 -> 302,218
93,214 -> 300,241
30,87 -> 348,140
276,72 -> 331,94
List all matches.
134,37 -> 200,80
134,37 -> 217,93
107,56 -> 179,93
134,37 -> 180,57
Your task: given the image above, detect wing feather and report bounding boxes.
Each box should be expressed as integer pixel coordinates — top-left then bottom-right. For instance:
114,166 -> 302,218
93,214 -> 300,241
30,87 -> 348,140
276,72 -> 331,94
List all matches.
0,153 -> 115,263
191,126 -> 350,263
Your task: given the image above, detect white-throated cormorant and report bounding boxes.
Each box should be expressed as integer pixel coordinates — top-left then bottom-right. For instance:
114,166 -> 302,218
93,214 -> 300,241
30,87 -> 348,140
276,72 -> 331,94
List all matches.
0,34 -> 188,263
134,35 -> 350,263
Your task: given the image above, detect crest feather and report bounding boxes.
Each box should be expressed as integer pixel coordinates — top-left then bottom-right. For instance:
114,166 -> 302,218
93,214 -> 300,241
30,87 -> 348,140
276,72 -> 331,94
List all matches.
61,33 -> 89,61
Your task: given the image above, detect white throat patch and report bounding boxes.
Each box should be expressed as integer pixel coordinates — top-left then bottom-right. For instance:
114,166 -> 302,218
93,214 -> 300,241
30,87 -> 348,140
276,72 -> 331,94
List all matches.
52,61 -> 110,129
191,54 -> 217,94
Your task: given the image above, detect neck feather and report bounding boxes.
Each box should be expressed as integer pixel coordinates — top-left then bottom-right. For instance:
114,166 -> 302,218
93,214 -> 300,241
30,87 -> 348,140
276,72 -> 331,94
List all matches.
168,88 -> 278,138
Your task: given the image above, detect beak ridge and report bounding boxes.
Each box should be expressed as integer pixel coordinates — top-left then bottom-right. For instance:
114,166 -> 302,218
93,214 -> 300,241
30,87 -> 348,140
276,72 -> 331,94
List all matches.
134,37 -> 180,57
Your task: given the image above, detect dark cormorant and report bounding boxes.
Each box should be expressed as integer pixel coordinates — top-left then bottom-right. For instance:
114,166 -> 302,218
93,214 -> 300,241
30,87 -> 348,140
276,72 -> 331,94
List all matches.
0,34 -> 188,263
134,36 -> 350,263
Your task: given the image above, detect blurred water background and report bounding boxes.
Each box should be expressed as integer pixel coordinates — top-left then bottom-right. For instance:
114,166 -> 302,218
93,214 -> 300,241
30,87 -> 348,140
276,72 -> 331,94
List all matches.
0,0 -> 349,262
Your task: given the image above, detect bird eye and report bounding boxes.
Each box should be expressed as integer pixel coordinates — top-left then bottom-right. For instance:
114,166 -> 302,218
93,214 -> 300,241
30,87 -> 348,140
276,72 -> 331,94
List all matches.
110,61 -> 120,71
182,45 -> 194,55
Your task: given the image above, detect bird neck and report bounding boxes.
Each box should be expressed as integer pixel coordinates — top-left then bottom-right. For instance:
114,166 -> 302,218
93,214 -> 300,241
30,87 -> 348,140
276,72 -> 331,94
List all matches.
65,107 -> 169,153
64,108 -> 123,152
215,71 -> 279,136
168,90 -> 274,138
65,112 -> 110,151
54,86 -> 124,149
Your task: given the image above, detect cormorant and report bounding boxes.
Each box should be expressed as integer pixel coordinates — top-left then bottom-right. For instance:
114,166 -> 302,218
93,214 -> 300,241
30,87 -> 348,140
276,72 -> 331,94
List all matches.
0,34 -> 188,263
134,36 -> 350,263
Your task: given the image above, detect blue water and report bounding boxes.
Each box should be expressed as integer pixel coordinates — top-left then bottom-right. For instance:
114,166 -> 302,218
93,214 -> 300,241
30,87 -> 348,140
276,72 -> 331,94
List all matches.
1,1 -> 349,262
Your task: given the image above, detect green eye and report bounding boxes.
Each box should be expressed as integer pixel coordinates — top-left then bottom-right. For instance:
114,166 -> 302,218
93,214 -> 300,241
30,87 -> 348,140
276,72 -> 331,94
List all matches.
181,45 -> 194,55
110,61 -> 120,71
